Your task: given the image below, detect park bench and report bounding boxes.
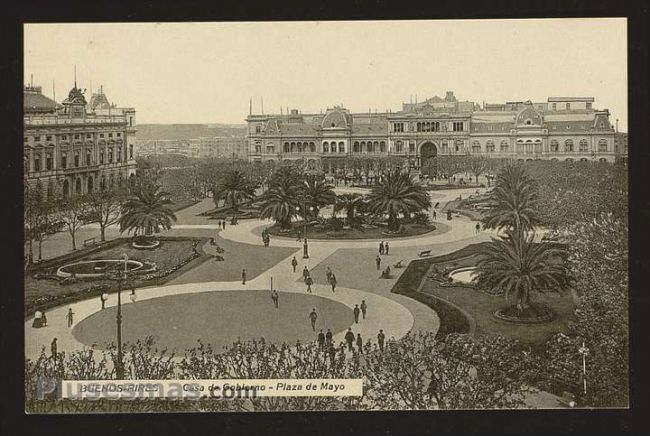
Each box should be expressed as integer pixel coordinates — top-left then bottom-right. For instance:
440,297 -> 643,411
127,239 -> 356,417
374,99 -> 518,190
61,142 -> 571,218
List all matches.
418,250 -> 432,257
83,237 -> 97,248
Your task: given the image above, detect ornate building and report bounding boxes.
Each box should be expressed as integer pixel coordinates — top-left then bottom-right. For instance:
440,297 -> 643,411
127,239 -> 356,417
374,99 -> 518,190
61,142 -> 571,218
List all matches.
23,83 -> 137,196
246,92 -> 623,172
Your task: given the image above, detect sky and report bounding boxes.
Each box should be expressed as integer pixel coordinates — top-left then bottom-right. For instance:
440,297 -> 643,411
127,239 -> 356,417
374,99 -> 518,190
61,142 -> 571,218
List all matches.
24,19 -> 627,130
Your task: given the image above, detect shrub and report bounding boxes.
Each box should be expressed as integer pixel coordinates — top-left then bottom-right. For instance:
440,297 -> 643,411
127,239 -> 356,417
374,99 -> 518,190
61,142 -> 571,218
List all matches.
412,211 -> 431,225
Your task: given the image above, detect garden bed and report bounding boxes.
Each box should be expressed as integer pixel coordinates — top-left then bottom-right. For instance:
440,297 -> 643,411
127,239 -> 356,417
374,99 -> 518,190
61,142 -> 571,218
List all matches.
264,221 -> 445,241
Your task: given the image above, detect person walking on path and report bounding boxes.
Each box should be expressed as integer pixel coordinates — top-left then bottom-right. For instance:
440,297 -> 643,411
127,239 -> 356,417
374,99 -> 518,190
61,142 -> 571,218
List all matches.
377,329 -> 386,353
360,300 -> 368,319
330,273 -> 337,293
475,222 -> 481,234
376,255 -> 381,270
433,210 -> 437,221
325,328 -> 333,346
271,290 -> 279,309
356,333 -> 363,354
41,311 -> 48,327
344,328 -> 355,352
326,267 -> 332,284
100,294 -> 106,310
309,308 -> 318,331
302,266 -> 310,282
50,338 -> 57,358
66,308 -> 74,327
222,220 -> 226,230
353,305 -> 360,323
305,275 -> 313,293
242,268 -> 247,285
291,256 -> 298,273
317,330 -> 325,351
385,242 -> 390,255
379,241 -> 384,255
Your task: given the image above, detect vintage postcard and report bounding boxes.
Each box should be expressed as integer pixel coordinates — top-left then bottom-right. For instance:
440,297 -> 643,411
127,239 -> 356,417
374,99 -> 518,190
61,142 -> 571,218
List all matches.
23,19 -> 628,413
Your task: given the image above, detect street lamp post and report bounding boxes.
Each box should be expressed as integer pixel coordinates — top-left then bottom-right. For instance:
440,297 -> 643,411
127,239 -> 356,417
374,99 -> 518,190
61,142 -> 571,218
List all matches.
578,342 -> 589,396
296,203 -> 313,259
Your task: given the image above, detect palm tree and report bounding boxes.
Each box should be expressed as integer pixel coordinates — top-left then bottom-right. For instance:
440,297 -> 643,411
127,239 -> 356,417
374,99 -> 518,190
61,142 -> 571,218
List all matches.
366,170 -> 431,231
474,228 -> 568,313
212,169 -> 256,212
119,182 -> 177,238
268,165 -> 303,189
334,193 -> 364,225
482,164 -> 540,233
260,178 -> 302,229
300,176 -> 336,219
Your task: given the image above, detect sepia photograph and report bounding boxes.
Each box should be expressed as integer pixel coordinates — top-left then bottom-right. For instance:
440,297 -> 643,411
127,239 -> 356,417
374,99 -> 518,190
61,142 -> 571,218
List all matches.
21,18 -> 630,414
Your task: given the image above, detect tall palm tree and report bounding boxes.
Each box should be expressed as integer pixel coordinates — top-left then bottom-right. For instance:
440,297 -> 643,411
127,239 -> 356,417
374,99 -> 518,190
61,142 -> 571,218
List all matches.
260,179 -> 302,229
474,228 -> 568,313
334,193 -> 364,224
300,176 -> 336,219
119,182 -> 177,237
212,169 -> 256,212
366,170 -> 431,231
268,165 -> 303,189
482,164 -> 540,233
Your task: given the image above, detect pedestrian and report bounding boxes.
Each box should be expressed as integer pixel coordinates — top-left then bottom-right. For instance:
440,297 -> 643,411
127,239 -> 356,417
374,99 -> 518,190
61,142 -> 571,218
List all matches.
344,328 -> 355,351
291,256 -> 298,272
41,311 -> 47,327
100,294 -> 106,310
475,222 -> 480,234
330,273 -> 337,293
385,242 -> 390,255
302,266 -> 310,282
266,234 -> 271,247
356,333 -> 363,354
242,268 -> 247,285
377,329 -> 386,352
305,275 -> 313,293
325,328 -> 333,345
51,337 -> 57,358
353,304 -> 360,323
222,220 -> 226,230
271,289 -> 279,308
66,308 -> 74,327
317,329 -> 325,351
326,267 -> 332,284
376,255 -> 381,270
360,300 -> 367,319
433,210 -> 437,220
328,342 -> 336,365
379,241 -> 384,255
309,308 -> 318,331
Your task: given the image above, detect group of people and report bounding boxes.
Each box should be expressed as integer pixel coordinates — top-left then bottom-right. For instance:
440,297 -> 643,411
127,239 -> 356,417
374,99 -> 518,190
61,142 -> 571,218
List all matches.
378,241 -> 390,256
342,327 -> 387,354
352,300 -> 368,323
261,228 -> 271,247
216,219 -> 227,230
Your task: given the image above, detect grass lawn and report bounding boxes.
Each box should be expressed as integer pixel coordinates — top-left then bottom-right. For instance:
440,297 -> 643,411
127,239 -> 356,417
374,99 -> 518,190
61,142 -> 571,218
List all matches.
25,238 -> 206,316
265,221 -> 449,241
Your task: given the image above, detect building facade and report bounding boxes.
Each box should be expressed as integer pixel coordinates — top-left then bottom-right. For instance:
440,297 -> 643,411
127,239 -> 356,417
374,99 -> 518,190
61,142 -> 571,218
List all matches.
135,136 -> 248,160
24,84 -> 137,197
246,92 -> 623,172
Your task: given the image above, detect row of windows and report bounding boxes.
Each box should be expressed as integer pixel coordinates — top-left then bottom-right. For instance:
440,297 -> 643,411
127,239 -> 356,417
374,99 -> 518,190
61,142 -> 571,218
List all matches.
352,141 -> 386,153
36,173 -> 132,198
25,145 -> 134,173
549,139 -> 608,153
550,102 -> 592,111
25,132 -> 123,143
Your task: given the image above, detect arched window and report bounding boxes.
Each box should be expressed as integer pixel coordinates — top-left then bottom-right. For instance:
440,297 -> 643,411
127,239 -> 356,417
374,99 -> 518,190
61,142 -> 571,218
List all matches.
310,142 -> 315,153
75,178 -> 82,194
395,140 -> 402,153
61,152 -> 67,169
297,142 -> 303,153
63,179 -> 70,197
323,142 -> 329,153
74,151 -> 80,167
361,141 -> 366,153
373,141 -> 379,153
100,176 -> 106,191
486,141 -> 495,153
46,152 -> 53,170
34,152 -> 41,172
129,144 -> 134,159
87,176 -> 94,193
500,141 -> 509,153
417,122 -> 421,132
564,139 -> 574,152
598,139 -> 608,152
338,142 -> 345,153
380,141 -> 386,152
284,142 -> 290,153
472,141 -> 482,153
550,140 -> 559,152
290,142 -> 296,153
579,139 -> 588,152
353,141 -> 360,153
47,182 -> 54,198
108,148 -> 114,163
86,149 -> 92,166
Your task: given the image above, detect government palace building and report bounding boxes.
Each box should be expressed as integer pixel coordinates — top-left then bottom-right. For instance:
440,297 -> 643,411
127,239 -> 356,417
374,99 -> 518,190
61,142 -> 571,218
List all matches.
24,82 -> 137,197
246,92 -> 625,172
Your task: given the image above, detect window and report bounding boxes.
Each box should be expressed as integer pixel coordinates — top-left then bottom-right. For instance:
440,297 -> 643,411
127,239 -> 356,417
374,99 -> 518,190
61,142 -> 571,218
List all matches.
500,141 -> 509,152
117,133 -> 121,137
100,149 -> 104,164
284,142 -> 289,153
564,139 -> 574,152
108,133 -> 113,138
117,147 -> 122,162
472,141 -> 482,154
129,117 -> 133,127
255,125 -> 261,133
550,140 -> 559,152
598,139 -> 608,153
100,133 -> 104,138
86,150 -> 92,166
486,141 -> 495,153
46,135 -> 52,141
323,142 -> 329,153
129,144 -> 134,158
61,152 -> 67,168
34,154 -> 41,172
353,141 -> 360,153
74,134 -> 80,140
380,141 -> 386,152
454,140 -> 460,152
395,141 -> 402,153
46,152 -> 53,170
86,133 -> 92,139
586,102 -> 592,110
552,103 -> 556,111
74,151 -> 80,167
409,141 -> 415,153
394,123 -> 404,132
566,103 -> 571,110
60,135 -> 67,140
453,122 -> 464,132
34,136 -> 41,142
310,142 -> 315,153
108,148 -> 113,163
579,139 -> 588,152
338,142 -> 345,153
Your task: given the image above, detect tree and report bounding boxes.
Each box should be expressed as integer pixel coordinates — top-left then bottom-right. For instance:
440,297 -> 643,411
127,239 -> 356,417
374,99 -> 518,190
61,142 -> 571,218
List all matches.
300,176 -> 336,219
24,181 -> 47,264
119,182 -> 177,238
259,179 -> 302,229
481,164 -> 540,233
333,193 -> 365,225
474,228 -> 568,313
84,188 -> 126,242
54,195 -> 90,251
212,169 -> 256,213
366,170 -> 431,231
467,156 -> 488,185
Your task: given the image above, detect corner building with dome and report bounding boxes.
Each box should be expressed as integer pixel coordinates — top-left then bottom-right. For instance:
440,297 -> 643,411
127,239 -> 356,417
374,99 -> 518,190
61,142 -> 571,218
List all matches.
246,92 -> 624,173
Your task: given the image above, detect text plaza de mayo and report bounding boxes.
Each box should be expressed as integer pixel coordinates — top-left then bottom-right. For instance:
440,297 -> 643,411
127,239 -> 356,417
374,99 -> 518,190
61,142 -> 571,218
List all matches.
23,82 -> 137,196
246,91 -> 627,172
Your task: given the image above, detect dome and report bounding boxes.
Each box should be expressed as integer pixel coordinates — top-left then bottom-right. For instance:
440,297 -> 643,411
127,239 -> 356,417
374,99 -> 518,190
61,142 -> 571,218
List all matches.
321,108 -> 351,129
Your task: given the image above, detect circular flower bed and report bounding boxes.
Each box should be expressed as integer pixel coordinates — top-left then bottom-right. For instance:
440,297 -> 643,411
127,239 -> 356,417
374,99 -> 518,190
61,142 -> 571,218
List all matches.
131,239 -> 161,250
448,267 -> 477,285
493,303 -> 555,324
56,259 -> 144,279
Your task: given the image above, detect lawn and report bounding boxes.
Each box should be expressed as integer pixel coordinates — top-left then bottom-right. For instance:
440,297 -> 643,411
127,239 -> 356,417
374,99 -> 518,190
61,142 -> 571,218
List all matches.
264,221 -> 449,241
24,237 -> 208,317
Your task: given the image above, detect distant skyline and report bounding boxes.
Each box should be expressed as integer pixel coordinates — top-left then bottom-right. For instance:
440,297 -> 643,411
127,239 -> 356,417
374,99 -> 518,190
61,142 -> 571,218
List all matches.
24,19 -> 627,130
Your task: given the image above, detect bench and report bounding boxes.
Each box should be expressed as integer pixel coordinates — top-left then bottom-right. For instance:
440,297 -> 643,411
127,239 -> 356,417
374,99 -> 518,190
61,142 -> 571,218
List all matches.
83,237 -> 97,247
418,250 -> 432,257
